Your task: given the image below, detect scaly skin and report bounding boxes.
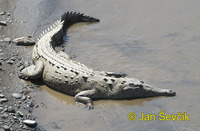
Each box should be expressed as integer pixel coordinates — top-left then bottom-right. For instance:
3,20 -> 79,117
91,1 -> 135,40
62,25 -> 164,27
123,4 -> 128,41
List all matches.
19,12 -> 176,109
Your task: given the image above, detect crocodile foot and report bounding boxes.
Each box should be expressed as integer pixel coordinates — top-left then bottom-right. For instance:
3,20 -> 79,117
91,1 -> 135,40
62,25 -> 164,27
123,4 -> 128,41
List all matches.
18,72 -> 29,80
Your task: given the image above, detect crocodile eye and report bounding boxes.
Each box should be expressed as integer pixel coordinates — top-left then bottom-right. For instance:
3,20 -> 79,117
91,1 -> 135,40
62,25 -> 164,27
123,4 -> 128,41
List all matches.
129,82 -> 135,87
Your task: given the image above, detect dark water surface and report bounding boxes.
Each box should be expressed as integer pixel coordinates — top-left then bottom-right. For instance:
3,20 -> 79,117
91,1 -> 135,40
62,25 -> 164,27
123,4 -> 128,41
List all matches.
13,0 -> 200,130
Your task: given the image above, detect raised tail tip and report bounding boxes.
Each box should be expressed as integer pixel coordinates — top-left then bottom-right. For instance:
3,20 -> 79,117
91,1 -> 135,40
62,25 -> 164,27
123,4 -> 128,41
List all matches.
61,11 -> 100,23
81,14 -> 100,22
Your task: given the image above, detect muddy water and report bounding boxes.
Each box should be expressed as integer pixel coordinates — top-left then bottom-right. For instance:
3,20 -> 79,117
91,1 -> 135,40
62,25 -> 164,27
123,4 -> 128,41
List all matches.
13,0 -> 200,130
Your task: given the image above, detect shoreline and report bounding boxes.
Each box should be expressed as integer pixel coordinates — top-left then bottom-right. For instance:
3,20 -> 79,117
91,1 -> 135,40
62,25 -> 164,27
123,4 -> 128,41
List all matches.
0,0 -> 44,130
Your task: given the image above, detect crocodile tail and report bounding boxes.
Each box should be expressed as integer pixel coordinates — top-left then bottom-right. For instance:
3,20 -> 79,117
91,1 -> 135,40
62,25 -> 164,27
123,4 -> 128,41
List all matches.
61,12 -> 100,30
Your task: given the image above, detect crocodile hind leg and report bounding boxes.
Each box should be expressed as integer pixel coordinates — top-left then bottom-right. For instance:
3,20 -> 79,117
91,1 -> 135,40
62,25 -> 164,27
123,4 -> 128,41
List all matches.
19,60 -> 44,80
75,89 -> 96,110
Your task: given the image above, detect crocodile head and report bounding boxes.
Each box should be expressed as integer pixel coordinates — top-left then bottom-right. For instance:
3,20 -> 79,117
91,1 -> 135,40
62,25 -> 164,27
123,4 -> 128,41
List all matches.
109,78 -> 176,99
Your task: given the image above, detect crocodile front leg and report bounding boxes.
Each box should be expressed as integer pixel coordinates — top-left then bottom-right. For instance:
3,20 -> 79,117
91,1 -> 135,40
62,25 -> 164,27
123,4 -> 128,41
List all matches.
75,89 -> 96,110
101,71 -> 127,78
19,60 -> 44,80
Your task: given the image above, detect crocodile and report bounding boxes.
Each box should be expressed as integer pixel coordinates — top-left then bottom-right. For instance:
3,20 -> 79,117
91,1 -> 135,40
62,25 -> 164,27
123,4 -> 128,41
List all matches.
19,12 -> 176,109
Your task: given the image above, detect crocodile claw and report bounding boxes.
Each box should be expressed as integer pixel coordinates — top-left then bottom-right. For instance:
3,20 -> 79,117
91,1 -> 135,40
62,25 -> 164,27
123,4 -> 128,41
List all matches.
18,72 -> 28,80
88,103 -> 94,110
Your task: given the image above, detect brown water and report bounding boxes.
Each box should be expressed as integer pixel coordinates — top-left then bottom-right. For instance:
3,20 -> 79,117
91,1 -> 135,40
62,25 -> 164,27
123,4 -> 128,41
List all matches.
13,0 -> 200,130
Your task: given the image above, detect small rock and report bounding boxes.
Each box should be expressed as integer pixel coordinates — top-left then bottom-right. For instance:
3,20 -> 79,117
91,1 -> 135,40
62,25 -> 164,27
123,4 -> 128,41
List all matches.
0,11 -> 6,15
28,101 -> 34,107
27,95 -> 31,99
26,113 -> 31,118
7,13 -> 10,16
12,37 -> 35,46
0,106 -> 3,111
0,57 -> 4,61
12,93 -> 22,99
13,116 -> 17,120
0,93 -> 5,98
23,119 -> 37,127
7,60 -> 14,65
17,111 -> 24,117
1,113 -> 8,119
0,21 -> 7,26
4,37 -> 11,42
0,98 -> 8,102
3,107 -> 8,112
10,57 -> 16,61
1,125 -> 10,131
21,95 -> 26,100
7,106 -> 15,113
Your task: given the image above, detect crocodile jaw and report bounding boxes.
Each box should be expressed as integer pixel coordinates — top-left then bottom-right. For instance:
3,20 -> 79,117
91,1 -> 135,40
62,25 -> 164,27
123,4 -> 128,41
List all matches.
110,83 -> 176,99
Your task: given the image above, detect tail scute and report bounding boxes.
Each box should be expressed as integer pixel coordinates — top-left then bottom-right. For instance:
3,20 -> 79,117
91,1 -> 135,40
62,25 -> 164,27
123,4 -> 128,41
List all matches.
61,11 -> 100,30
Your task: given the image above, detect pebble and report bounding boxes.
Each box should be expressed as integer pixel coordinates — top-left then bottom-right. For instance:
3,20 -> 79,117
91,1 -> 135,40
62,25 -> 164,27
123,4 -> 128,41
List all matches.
17,111 -> 24,117
0,21 -> 7,26
12,37 -> 35,46
10,57 -> 16,61
7,106 -> 15,113
28,101 -> 34,107
21,95 -> 26,100
1,125 -> 11,131
7,60 -> 14,65
23,120 -> 37,127
27,95 -> 31,99
0,11 -> 6,15
4,37 -> 11,42
0,93 -> 5,98
1,113 -> 8,119
0,98 -> 8,102
12,93 -> 22,99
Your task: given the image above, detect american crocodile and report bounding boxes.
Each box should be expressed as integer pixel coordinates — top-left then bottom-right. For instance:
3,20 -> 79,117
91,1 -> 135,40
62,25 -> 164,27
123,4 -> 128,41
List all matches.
19,12 -> 176,109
